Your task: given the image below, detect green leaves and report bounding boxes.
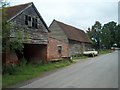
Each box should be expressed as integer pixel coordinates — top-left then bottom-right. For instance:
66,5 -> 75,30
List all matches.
10,30 -> 24,53
87,21 -> 119,49
2,2 -> 29,53
87,21 -> 102,49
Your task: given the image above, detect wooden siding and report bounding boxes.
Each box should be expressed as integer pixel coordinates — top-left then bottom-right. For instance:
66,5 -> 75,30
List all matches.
49,21 -> 68,43
69,40 -> 92,56
10,4 -> 48,44
69,40 -> 83,56
49,20 -> 92,56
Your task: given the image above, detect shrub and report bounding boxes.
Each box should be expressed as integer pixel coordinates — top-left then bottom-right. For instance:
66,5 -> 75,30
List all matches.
19,58 -> 27,66
2,64 -> 17,75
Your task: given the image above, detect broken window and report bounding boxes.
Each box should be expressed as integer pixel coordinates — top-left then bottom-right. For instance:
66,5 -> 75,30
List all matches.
32,18 -> 37,28
25,15 -> 38,28
25,15 -> 28,25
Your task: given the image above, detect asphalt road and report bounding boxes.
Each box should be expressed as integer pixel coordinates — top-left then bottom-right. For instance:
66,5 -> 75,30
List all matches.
21,51 -> 118,88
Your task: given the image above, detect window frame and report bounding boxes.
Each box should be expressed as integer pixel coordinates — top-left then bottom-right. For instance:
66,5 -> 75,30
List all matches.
24,15 -> 38,29
57,45 -> 63,54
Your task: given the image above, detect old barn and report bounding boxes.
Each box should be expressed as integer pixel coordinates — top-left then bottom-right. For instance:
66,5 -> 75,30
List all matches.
49,20 -> 92,57
2,2 -> 49,64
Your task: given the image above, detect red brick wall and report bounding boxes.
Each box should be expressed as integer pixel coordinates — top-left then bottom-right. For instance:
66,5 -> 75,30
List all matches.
47,37 -> 69,61
2,51 -> 19,65
2,35 -> 69,64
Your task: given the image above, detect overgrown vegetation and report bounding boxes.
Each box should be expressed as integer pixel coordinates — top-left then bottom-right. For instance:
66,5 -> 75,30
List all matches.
2,1 -> 25,54
2,60 -> 72,88
2,1 -> 30,66
72,54 -> 88,60
2,49 -> 112,88
98,49 -> 112,55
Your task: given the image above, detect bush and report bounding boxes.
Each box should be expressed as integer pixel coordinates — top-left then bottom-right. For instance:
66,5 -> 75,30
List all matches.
2,58 -> 28,75
19,58 -> 27,66
2,64 -> 17,75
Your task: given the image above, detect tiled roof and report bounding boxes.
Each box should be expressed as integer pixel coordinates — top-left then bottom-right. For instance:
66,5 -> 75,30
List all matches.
5,2 -> 32,20
3,2 -> 49,31
55,20 -> 91,43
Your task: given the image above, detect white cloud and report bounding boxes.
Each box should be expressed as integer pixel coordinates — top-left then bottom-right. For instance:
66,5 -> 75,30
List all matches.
10,0 -> 119,31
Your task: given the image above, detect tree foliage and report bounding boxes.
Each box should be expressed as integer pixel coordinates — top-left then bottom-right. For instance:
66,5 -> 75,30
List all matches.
115,24 -> 120,47
87,21 -> 102,49
2,1 -> 11,52
87,21 -> 119,49
2,1 -> 29,53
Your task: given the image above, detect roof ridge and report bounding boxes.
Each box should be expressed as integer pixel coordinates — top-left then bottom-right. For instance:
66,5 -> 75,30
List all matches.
55,20 -> 84,32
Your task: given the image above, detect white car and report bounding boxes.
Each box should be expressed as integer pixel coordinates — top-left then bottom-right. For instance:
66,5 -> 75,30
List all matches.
83,49 -> 98,57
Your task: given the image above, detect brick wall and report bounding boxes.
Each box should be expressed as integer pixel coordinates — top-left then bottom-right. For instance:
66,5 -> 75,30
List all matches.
2,51 -> 19,65
47,37 -> 69,61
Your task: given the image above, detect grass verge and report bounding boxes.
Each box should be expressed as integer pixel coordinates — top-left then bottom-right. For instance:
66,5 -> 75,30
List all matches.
2,49 -> 112,88
2,61 -> 71,88
72,56 -> 88,60
99,49 -> 112,55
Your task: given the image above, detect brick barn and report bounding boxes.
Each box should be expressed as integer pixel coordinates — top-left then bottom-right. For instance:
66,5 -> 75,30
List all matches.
49,20 -> 92,57
47,36 -> 69,61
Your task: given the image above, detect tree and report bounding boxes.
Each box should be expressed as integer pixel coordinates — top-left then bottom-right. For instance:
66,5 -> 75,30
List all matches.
2,1 -> 11,53
100,24 -> 112,49
115,24 -> 120,47
2,1 -> 29,63
87,21 -> 102,49
87,21 -> 118,49
101,21 -> 117,49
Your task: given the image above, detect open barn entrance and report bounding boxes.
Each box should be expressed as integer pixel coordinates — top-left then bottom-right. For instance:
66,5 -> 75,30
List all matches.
23,44 -> 48,64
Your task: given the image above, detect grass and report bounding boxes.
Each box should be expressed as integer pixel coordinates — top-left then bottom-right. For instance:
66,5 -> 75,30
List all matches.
99,49 -> 112,55
2,61 -> 71,88
72,55 -> 88,60
2,49 -> 112,88
0,75 -> 2,90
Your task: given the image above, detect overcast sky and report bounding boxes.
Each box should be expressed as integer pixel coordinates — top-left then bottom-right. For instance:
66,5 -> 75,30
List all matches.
6,0 -> 120,31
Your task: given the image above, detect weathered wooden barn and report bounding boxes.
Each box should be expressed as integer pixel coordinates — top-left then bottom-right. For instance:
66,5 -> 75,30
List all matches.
49,20 -> 92,57
2,2 -> 49,64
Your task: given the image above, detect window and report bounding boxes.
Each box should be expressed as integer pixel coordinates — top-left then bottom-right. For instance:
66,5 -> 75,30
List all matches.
32,18 -> 37,28
25,15 -> 28,25
25,15 -> 38,28
28,16 -> 31,21
58,46 -> 62,54
25,15 -> 32,26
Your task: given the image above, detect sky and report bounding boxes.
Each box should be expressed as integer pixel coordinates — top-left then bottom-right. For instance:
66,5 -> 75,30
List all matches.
3,0 -> 120,31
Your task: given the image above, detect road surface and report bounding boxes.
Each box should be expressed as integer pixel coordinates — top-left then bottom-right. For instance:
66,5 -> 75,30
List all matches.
21,51 -> 118,88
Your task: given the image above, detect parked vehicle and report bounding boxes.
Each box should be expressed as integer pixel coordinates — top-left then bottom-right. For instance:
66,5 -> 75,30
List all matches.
111,47 -> 120,51
83,49 -> 98,57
